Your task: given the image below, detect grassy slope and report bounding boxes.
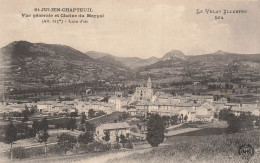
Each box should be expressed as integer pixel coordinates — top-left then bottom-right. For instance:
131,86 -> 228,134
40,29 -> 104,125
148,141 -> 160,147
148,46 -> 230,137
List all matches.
108,130 -> 260,163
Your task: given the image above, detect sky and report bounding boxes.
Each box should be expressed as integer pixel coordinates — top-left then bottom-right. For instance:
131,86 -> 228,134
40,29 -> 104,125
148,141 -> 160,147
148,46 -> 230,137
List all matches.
0,0 -> 259,58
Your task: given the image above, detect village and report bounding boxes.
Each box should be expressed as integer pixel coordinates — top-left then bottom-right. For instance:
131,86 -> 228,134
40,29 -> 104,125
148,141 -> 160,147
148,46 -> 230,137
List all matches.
1,77 -> 259,148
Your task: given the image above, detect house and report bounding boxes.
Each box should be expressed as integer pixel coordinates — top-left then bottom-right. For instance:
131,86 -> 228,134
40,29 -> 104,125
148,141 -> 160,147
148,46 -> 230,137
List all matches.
178,108 -> 196,122
128,108 -> 137,116
231,106 -> 260,116
37,102 -> 53,113
96,122 -> 131,143
108,96 -> 128,111
194,105 -> 214,122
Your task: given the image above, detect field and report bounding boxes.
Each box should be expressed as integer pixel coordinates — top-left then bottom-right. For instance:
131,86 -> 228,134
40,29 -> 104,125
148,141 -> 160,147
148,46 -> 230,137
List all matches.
108,130 -> 260,163
87,112 -> 125,127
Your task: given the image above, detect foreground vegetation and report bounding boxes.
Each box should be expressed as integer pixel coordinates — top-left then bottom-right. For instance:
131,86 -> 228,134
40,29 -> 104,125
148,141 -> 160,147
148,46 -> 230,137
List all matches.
108,130 -> 260,163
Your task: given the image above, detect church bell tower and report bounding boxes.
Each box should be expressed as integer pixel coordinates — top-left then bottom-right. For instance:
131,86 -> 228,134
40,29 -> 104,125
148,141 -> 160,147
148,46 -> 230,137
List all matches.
147,76 -> 152,89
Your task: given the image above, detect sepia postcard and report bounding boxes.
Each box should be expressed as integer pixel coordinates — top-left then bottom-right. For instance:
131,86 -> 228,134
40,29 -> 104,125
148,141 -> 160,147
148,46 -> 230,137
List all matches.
0,0 -> 260,162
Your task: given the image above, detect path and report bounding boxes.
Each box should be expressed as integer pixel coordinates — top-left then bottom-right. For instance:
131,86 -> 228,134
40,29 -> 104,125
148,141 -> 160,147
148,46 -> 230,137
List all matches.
165,128 -> 202,136
74,148 -> 152,163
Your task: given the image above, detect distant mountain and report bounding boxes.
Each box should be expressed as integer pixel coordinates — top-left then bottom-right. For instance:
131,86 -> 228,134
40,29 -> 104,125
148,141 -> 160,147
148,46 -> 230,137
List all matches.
85,51 -> 111,59
1,41 -> 259,95
96,55 -> 128,69
213,50 -> 228,55
161,50 -> 187,61
86,51 -> 160,69
135,50 -> 260,82
0,41 -> 129,92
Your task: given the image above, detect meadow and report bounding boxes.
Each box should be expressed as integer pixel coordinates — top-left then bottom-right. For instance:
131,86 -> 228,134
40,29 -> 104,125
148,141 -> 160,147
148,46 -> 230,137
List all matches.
108,130 -> 260,163
87,112 -> 124,126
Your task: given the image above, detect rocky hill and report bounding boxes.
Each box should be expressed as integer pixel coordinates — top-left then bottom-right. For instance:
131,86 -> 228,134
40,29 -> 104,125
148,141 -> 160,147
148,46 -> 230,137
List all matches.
161,50 -> 187,61
135,50 -> 260,82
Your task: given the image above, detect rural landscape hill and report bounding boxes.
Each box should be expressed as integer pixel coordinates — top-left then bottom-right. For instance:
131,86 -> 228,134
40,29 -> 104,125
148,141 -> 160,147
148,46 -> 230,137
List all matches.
1,40 -> 260,96
135,50 -> 260,82
86,50 -> 188,69
0,41 -> 129,93
86,51 -> 160,69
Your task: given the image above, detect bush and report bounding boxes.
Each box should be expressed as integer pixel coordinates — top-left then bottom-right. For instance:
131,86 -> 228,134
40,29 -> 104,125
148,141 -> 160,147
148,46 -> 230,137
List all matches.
25,146 -> 44,157
48,144 -> 63,155
124,142 -> 133,149
114,143 -> 122,150
79,141 -> 110,153
93,141 -> 111,152
79,143 -> 94,153
12,147 -> 30,159
104,143 -> 111,151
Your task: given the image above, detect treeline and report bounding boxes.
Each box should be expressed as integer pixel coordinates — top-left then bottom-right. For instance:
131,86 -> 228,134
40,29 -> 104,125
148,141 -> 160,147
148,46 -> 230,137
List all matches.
215,108 -> 260,133
3,117 -> 133,160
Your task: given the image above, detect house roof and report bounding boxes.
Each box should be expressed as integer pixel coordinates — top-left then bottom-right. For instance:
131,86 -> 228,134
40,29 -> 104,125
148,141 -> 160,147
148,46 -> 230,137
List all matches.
231,106 -> 256,113
196,114 -> 212,118
128,108 -> 137,112
100,122 -> 130,130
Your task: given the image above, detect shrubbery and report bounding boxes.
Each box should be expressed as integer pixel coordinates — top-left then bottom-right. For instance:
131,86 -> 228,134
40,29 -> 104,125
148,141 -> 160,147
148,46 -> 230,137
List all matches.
218,109 -> 257,133
25,146 -> 44,157
124,142 -> 133,149
12,147 -> 29,159
48,144 -> 63,155
114,143 -> 122,150
79,141 -> 111,153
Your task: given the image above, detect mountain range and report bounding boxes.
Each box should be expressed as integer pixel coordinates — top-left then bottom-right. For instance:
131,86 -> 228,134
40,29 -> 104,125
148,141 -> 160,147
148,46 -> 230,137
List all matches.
1,41 -> 260,94
86,50 -> 188,69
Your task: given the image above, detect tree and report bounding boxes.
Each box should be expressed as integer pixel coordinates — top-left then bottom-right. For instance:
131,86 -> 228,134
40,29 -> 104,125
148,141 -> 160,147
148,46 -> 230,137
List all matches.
22,107 -> 29,122
118,113 -> 130,121
78,132 -> 94,145
39,118 -> 49,131
67,118 -> 76,131
85,122 -> 96,133
218,108 -> 232,121
255,117 -> 260,128
70,111 -> 78,118
58,133 -> 77,154
38,118 -> 49,156
146,114 -> 165,147
29,108 -> 35,116
32,120 -> 39,135
170,115 -> 178,125
116,135 -> 120,144
2,112 -> 7,120
103,131 -> 110,143
88,109 -> 95,119
4,122 -> 17,160
81,112 -> 87,124
120,134 -> 127,145
184,115 -> 188,122
239,112 -> 254,130
55,123 -> 61,131
226,114 -> 241,133
162,116 -> 170,127
214,112 -> 218,119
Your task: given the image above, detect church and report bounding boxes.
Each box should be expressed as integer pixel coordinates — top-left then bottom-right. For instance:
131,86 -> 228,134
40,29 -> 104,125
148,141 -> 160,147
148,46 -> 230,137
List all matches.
132,77 -> 153,102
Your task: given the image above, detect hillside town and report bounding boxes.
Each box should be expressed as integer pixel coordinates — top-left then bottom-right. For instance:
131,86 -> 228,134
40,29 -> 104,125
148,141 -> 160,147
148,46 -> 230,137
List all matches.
1,77 -> 259,146
1,77 -> 259,120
